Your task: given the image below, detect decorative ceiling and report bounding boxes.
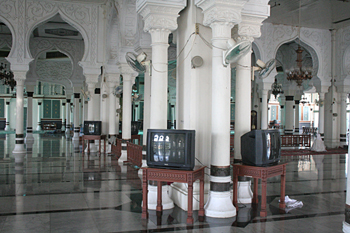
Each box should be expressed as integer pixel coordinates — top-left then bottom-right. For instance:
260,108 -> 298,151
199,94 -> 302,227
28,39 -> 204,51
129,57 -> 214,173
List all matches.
266,0 -> 350,29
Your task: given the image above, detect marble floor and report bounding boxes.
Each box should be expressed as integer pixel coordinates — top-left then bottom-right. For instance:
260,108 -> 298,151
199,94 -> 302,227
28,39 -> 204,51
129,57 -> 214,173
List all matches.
0,134 -> 347,232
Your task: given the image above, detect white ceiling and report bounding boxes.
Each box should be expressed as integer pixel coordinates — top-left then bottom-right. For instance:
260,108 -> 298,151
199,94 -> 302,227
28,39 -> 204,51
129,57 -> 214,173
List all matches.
265,0 -> 350,29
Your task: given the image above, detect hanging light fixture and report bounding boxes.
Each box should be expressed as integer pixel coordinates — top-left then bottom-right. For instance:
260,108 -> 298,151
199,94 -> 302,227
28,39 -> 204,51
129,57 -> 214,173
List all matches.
286,0 -> 313,87
300,96 -> 309,105
271,78 -> 284,98
0,63 -> 15,91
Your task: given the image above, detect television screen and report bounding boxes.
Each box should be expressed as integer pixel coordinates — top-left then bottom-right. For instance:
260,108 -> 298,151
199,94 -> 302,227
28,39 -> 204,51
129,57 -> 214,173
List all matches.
83,121 -> 102,135
147,129 -> 195,170
241,129 -> 281,166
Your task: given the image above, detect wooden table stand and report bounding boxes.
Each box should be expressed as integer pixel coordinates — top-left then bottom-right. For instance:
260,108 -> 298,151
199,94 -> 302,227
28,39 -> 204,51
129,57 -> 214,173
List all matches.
141,166 -> 206,224
232,162 -> 287,217
82,134 -> 107,155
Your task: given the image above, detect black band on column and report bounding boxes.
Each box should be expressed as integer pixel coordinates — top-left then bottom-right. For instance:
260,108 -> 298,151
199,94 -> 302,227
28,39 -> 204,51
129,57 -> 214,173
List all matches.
38,102 -> 42,106
6,102 -> 10,105
62,103 -> 66,106
95,88 -> 101,94
74,93 -> 80,98
210,182 -> 231,192
286,96 -> 294,101
295,100 -> 300,105
211,165 -> 230,177
281,105 -> 284,109
340,134 -> 347,137
27,92 -> 34,97
66,99 -> 71,103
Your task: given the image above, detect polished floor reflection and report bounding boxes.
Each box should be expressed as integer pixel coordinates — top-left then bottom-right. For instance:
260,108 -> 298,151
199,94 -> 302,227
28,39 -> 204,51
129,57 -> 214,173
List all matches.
0,134 -> 346,232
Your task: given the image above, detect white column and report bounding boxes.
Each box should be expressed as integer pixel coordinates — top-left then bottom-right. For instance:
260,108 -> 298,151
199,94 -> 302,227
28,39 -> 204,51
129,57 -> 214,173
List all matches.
65,98 -> 71,136
36,101 -> 42,131
340,93 -> 347,147
206,22 -> 236,218
121,72 -> 136,141
149,29 -> 170,129
319,92 -> 325,140
86,80 -> 98,153
13,76 -> 26,154
61,101 -> 66,131
294,99 -> 300,134
105,68 -> 120,144
138,1 -> 185,212
261,89 -> 268,129
25,90 -> 34,144
285,96 -> 295,134
72,93 -> 80,142
142,62 -> 151,147
93,88 -> 101,121
5,100 -> 10,131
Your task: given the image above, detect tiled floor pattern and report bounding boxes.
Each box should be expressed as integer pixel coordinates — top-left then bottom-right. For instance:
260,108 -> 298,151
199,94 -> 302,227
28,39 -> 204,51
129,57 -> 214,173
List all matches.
0,134 -> 347,232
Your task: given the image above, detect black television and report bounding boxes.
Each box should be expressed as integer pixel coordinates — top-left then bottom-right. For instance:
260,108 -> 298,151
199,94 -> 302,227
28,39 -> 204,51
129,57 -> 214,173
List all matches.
241,129 -> 281,166
147,129 -> 195,170
83,121 -> 102,135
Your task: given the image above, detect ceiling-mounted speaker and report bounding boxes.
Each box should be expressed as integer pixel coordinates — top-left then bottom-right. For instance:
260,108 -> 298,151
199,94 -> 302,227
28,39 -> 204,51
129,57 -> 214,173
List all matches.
191,56 -> 203,68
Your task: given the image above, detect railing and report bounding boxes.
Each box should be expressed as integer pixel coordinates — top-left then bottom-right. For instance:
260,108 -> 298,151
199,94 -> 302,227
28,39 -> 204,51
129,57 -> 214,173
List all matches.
281,135 -> 311,147
126,141 -> 143,168
111,138 -> 123,159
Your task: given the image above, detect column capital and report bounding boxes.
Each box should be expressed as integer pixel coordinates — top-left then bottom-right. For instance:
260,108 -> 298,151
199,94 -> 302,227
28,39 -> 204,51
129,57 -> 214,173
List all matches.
195,0 -> 247,27
137,0 -> 186,32
119,63 -> 139,78
13,71 -> 26,85
85,74 -> 99,86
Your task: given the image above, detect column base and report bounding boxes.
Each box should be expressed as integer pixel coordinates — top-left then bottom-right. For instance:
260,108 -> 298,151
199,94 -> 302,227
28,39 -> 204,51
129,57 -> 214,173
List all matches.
72,133 -> 80,142
13,152 -> 26,163
5,125 -> 10,131
25,133 -> 35,144
138,159 -> 147,176
170,182 -> 208,211
343,221 -> 350,233
119,143 -> 128,163
147,184 -> 174,210
13,144 -> 26,154
237,180 -> 253,204
205,191 -> 236,218
36,126 -> 42,131
61,126 -> 66,131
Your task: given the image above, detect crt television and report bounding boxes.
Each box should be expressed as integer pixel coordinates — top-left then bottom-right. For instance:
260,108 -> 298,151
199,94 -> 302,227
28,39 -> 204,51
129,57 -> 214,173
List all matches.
147,129 -> 195,170
241,129 -> 281,166
83,121 -> 102,135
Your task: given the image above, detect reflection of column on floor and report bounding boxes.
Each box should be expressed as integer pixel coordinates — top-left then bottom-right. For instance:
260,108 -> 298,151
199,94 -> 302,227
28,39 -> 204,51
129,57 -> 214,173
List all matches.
5,135 -> 10,159
26,144 -> 33,193
343,137 -> 350,231
15,161 -> 24,213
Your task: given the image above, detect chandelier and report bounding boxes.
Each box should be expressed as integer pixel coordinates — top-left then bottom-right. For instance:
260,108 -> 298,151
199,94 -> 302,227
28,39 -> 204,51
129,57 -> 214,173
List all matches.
271,78 -> 284,98
286,0 -> 312,87
0,63 -> 15,91
286,46 -> 312,86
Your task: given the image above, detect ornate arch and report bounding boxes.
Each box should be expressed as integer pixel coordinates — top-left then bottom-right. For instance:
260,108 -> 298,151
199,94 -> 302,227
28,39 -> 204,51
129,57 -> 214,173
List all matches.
0,14 -> 15,57
25,3 -> 90,62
